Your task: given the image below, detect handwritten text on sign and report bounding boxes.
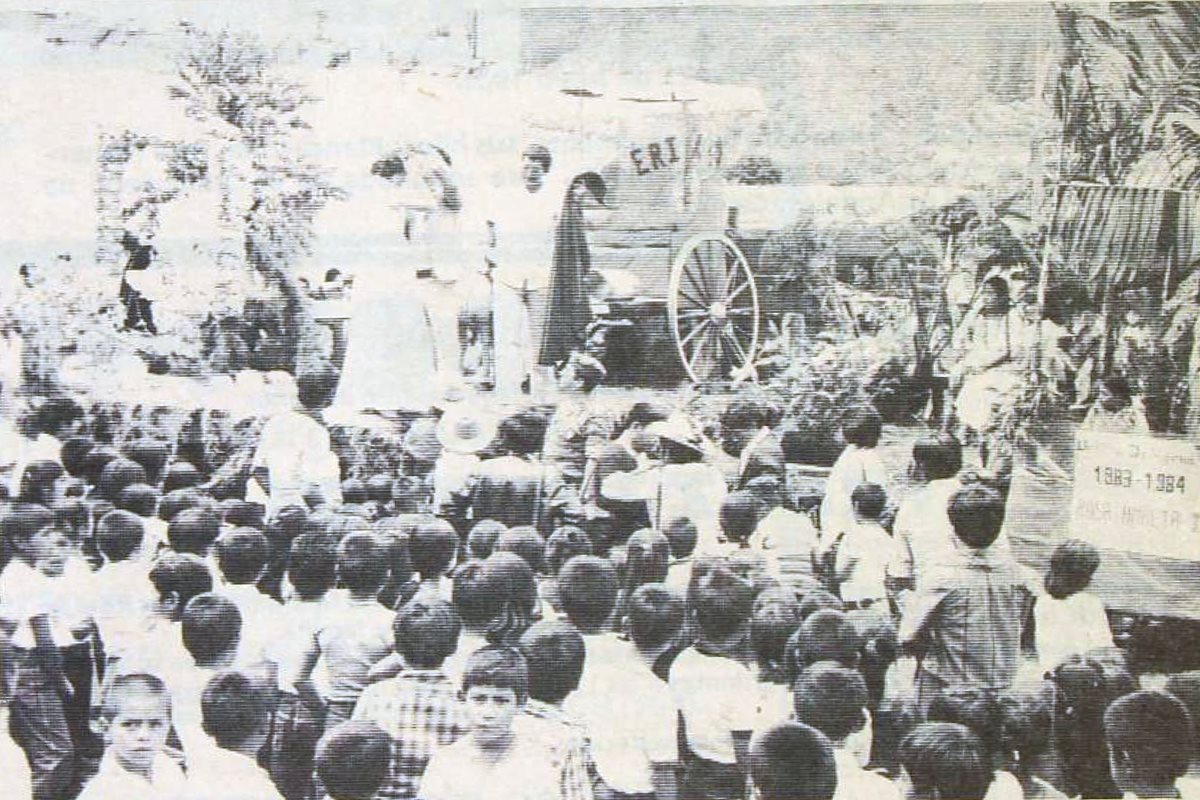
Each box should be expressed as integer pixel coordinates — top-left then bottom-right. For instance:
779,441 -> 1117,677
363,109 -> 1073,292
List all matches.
1070,431 -> 1200,561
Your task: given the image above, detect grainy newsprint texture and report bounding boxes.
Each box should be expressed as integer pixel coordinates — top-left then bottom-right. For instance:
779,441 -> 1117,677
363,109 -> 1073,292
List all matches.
0,2 -> 1198,799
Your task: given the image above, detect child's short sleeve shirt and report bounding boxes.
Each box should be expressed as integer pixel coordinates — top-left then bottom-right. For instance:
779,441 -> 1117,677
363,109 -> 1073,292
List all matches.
668,646 -> 758,764
419,732 -> 560,800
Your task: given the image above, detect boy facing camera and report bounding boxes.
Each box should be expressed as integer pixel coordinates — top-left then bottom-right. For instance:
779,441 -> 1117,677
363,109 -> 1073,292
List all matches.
77,673 -> 188,800
419,647 -> 560,800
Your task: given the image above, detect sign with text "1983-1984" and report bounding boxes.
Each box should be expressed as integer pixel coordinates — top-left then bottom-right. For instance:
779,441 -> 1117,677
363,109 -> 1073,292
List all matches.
1070,431 -> 1200,561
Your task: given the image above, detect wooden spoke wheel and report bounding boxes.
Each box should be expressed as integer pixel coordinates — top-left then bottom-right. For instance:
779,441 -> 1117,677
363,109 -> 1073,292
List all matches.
668,234 -> 759,384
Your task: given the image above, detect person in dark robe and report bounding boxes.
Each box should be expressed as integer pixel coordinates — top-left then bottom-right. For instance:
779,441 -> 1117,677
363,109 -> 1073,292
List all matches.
537,172 -> 606,369
119,229 -> 158,334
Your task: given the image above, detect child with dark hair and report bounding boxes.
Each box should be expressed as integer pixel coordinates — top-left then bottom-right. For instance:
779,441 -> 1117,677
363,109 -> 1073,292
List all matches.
91,510 -> 151,670
162,461 -> 202,494
299,532 -> 393,727
353,598 -> 468,800
662,516 -> 698,593
168,507 -> 222,557
799,589 -> 845,620
558,555 -> 636,692
467,519 -> 507,560
191,669 -> 283,800
0,503 -> 87,799
17,458 -> 65,506
927,686 -> 1022,799
793,662 -> 899,800
831,483 -> 897,634
1051,653 -> 1131,798
616,528 -> 671,630
173,593 -> 243,757
1035,539 -> 1112,674
125,439 -> 170,487
515,620 -> 594,800
97,457 -> 148,503
411,518 -> 458,602
749,722 -> 838,800
315,721 -> 393,800
998,681 -> 1066,799
540,525 -> 592,614
496,525 -> 547,574
789,610 -> 862,672
215,528 -> 281,666
1104,690 -> 1194,799
419,647 -> 559,800
670,565 -> 758,799
59,436 -> 95,480
432,555 -> 533,686
751,597 -> 802,732
819,405 -> 886,545
627,583 -> 687,682
80,445 -> 121,490
897,723 -> 993,800
77,673 -> 186,800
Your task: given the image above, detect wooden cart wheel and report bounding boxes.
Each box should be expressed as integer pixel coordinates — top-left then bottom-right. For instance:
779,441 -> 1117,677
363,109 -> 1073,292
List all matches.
668,234 -> 759,383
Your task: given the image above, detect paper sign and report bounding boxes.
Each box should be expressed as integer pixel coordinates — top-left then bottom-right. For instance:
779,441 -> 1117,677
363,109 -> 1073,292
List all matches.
1070,431 -> 1200,561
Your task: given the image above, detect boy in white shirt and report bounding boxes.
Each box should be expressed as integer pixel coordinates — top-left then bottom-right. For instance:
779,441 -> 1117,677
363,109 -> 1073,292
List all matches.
77,673 -> 188,800
92,510 -> 153,670
832,483 -> 897,634
668,565 -> 758,800
188,669 -> 283,800
0,504 -> 86,800
214,528 -> 282,665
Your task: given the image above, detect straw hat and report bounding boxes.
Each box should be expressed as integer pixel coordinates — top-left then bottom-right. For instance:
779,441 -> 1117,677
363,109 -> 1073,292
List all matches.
645,413 -> 704,452
436,404 -> 499,455
402,417 -> 442,463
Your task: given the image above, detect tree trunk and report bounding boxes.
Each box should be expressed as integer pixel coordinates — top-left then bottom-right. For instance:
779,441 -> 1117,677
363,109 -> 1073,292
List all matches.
1187,313 -> 1200,434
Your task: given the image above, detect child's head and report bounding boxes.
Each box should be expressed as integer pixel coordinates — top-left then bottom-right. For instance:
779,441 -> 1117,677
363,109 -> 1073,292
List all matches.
496,411 -> 546,457
998,681 -> 1055,770
544,525 -> 592,576
98,457 -> 149,503
216,528 -> 271,586
1044,538 -> 1101,600
410,519 -> 458,582
452,560 -> 506,629
60,436 -> 95,479
898,723 -> 992,800
911,434 -> 962,482
315,721 -> 392,800
461,646 -> 529,746
338,531 -> 389,598
341,478 -> 368,506
116,483 -> 159,518
1104,690 -> 1194,794
927,686 -> 1003,763
624,528 -> 670,588
168,507 -> 222,556
33,396 -> 83,439
793,662 -> 871,751
749,722 -> 838,800
788,610 -> 861,671
798,590 -> 845,620
467,519 -> 506,560
1166,671 -> 1200,763
296,362 -> 340,411
181,593 -> 242,667
18,459 -> 64,505
850,483 -> 886,523
201,669 -> 272,753
663,517 -> 698,560
627,583 -> 685,654
841,406 -> 882,449
222,500 -> 265,531
162,461 -> 202,494
495,526 -> 546,575
100,673 -> 172,777
149,553 -> 213,619
690,564 -> 755,642
81,445 -> 121,488
286,533 -> 338,601
518,619 -> 586,705
947,485 -> 1006,550
558,555 -> 619,632
126,439 -> 170,487
3,503 -> 70,575
720,491 -> 766,545
752,598 -> 802,683
97,510 -> 145,563
393,597 -> 461,669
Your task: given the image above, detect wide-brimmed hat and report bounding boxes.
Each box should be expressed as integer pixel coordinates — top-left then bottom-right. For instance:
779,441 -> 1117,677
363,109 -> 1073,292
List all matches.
436,405 -> 499,455
402,417 -> 442,462
645,414 -> 705,452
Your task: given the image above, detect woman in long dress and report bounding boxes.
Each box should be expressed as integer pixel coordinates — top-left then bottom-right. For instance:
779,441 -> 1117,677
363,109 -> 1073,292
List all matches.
951,276 -> 1026,442
330,148 -> 452,414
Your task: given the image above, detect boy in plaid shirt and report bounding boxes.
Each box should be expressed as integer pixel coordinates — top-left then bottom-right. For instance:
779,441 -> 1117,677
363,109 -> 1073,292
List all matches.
352,598 -> 468,800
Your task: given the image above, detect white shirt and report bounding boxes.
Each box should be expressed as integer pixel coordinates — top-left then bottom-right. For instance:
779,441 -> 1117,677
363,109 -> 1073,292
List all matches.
491,185 -> 560,291
77,752 -> 189,800
1034,591 -> 1113,674
819,446 -> 887,548
752,681 -> 793,736
602,462 -> 728,553
272,597 -> 338,692
983,769 -> 1025,800
835,521 -> 899,603
0,558 -> 91,648
578,633 -> 637,694
441,631 -> 489,689
420,731 -> 560,800
567,659 -> 677,794
832,748 -> 900,800
91,560 -> 154,663
750,507 -> 818,582
253,409 -> 341,516
314,598 -> 396,704
669,647 -> 758,764
186,741 -> 284,800
218,583 -> 282,666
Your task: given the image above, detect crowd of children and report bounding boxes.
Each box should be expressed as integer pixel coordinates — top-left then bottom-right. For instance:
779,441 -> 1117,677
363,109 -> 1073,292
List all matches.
0,381 -> 1196,800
